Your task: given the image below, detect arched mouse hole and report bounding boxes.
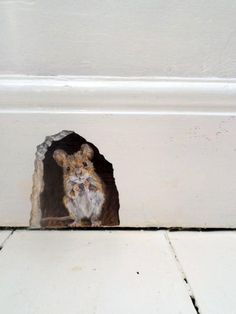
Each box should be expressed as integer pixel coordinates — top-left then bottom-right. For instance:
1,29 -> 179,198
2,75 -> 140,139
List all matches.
30,130 -> 120,228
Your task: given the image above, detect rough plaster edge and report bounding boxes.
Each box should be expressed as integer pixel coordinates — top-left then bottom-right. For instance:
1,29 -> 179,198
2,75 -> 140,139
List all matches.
29,130 -> 73,228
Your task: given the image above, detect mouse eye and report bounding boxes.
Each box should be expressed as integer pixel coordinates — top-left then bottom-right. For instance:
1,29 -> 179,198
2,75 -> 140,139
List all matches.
66,166 -> 70,172
83,162 -> 88,167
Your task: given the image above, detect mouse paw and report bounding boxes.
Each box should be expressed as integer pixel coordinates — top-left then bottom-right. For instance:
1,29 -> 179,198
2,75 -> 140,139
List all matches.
91,220 -> 102,227
69,220 -> 82,228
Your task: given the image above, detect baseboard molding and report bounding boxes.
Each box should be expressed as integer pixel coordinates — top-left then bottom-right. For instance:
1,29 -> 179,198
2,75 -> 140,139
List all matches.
0,76 -> 236,114
1,76 -> 236,227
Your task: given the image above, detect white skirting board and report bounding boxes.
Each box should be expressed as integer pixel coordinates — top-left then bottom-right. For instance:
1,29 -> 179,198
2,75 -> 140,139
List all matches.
1,76 -> 236,228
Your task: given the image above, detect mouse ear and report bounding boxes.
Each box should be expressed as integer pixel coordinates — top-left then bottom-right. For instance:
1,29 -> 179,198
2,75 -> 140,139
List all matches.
53,149 -> 68,167
80,143 -> 94,160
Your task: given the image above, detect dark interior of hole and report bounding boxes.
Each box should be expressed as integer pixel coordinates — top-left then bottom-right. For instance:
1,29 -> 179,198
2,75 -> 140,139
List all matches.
40,132 -> 120,227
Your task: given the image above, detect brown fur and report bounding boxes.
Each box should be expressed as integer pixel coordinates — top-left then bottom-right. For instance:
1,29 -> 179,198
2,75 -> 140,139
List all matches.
53,144 -> 105,226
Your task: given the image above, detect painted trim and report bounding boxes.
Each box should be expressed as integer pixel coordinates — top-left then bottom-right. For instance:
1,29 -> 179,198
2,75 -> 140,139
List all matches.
1,76 -> 236,114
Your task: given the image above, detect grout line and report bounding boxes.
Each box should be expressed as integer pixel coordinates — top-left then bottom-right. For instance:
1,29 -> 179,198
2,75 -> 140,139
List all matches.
165,231 -> 201,314
0,229 -> 15,251
1,226 -> 236,232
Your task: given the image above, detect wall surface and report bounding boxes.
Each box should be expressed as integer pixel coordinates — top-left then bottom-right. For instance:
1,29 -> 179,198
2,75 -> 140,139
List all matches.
1,2 -> 236,228
0,0 -> 236,77
0,77 -> 236,228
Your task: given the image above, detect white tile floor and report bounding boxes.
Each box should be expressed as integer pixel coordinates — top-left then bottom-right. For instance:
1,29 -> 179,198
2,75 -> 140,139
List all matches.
0,230 -> 235,314
169,232 -> 236,314
0,230 -> 12,247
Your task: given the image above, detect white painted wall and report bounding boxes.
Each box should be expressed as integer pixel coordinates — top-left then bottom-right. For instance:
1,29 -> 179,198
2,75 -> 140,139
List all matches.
1,1 -> 236,227
0,0 -> 236,77
0,77 -> 236,228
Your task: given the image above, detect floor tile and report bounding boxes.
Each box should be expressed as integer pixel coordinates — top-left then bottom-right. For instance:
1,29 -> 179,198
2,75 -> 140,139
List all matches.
0,230 -> 195,314
0,230 -> 12,247
169,231 -> 236,314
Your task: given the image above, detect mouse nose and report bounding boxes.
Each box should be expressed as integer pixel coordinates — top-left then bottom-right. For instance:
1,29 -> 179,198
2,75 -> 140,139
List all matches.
75,168 -> 81,176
